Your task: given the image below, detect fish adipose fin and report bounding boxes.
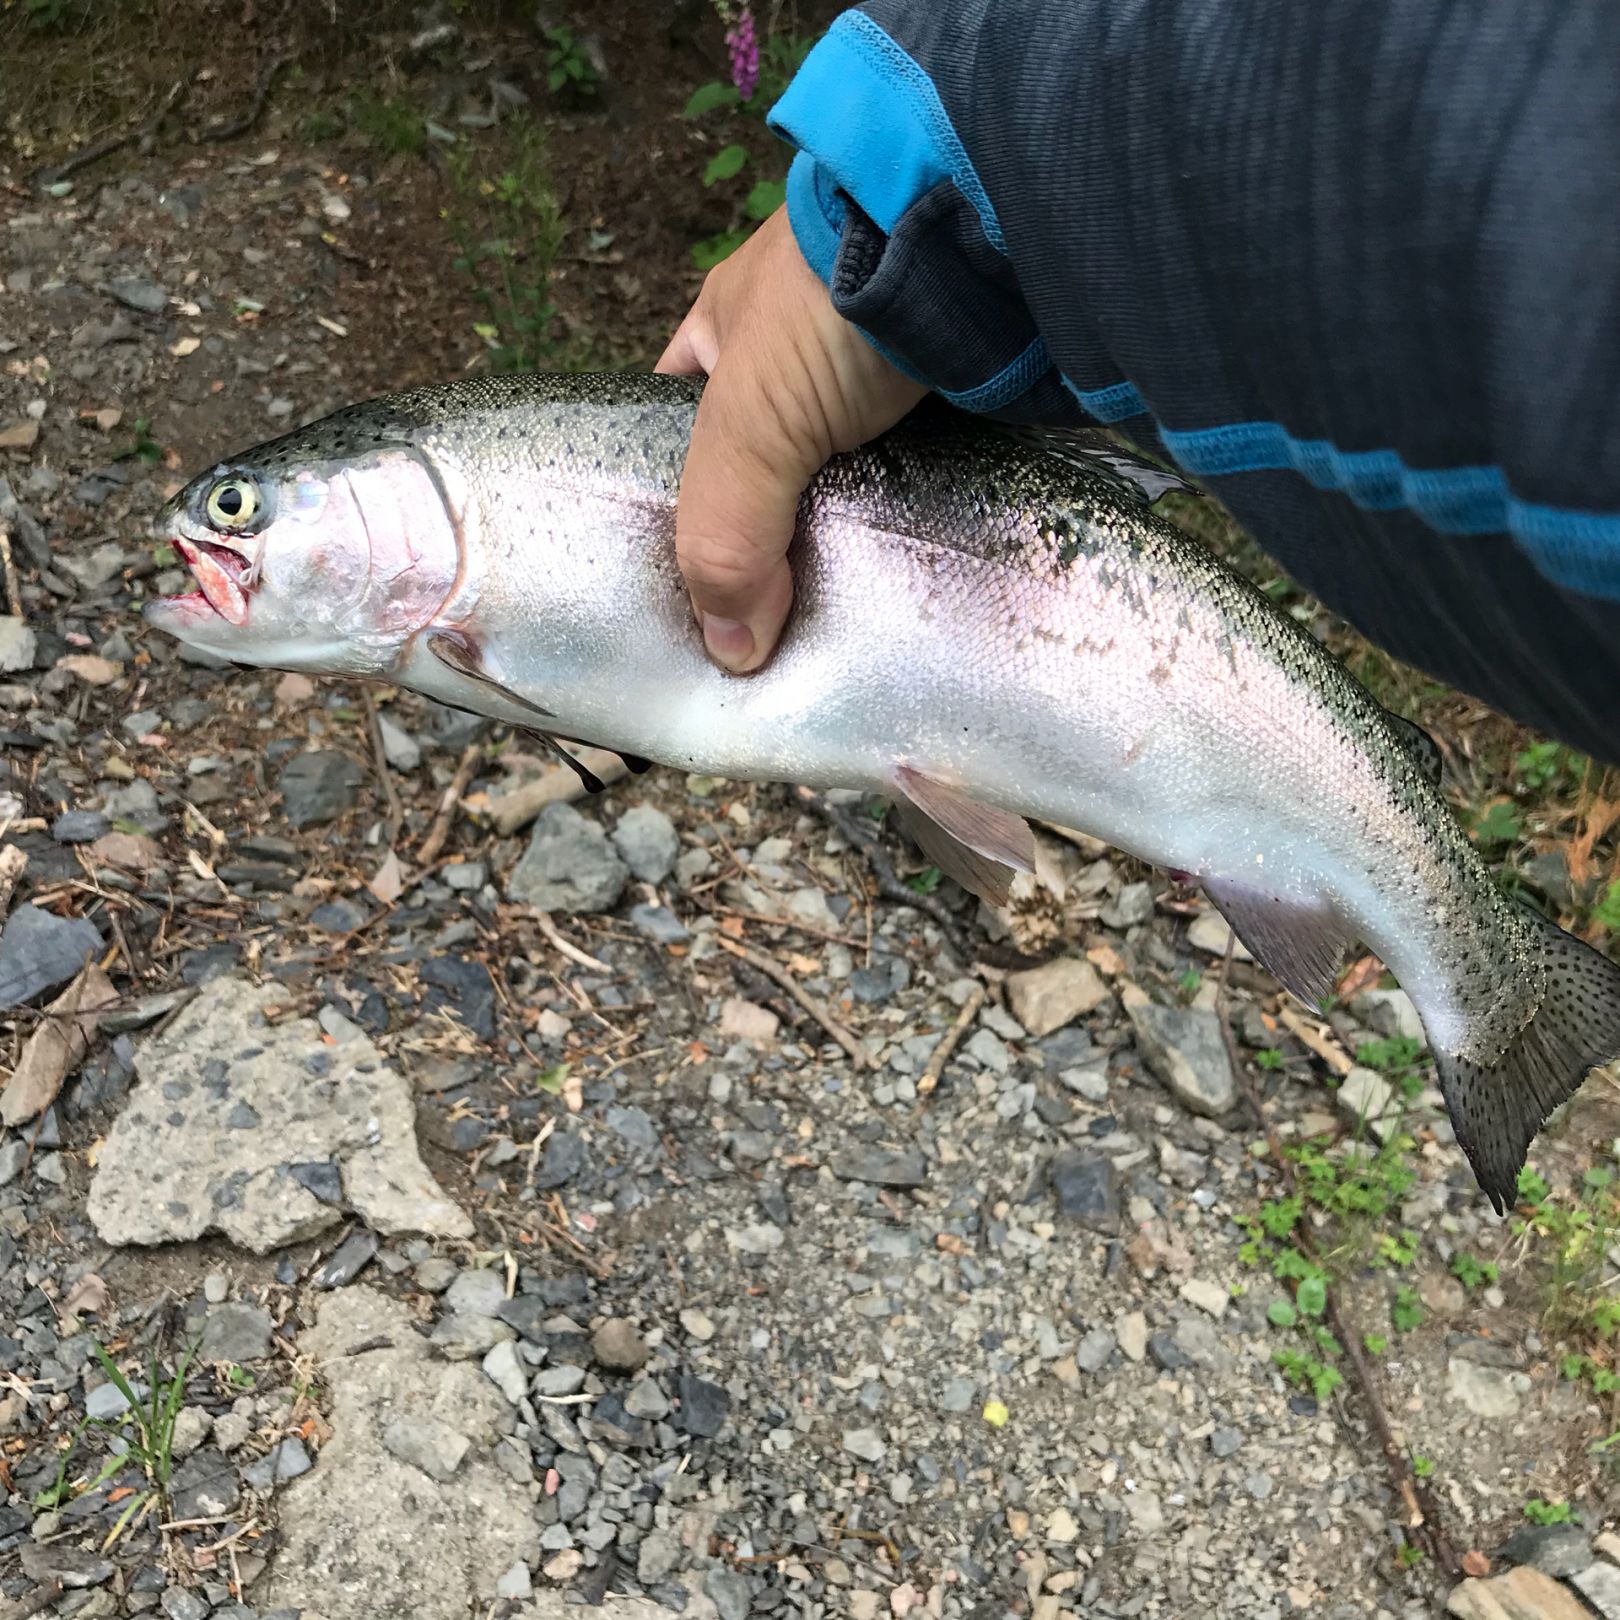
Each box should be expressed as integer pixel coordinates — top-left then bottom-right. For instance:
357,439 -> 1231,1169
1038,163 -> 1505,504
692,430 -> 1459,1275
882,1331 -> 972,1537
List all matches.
1436,906 -> 1620,1215
427,629 -> 554,719
892,766 -> 1037,909
1202,877 -> 1355,1006
1383,710 -> 1444,787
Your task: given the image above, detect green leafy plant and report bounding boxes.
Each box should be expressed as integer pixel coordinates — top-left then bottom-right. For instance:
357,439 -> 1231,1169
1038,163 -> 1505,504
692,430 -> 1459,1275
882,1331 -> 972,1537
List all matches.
905,866 -> 942,896
1395,1541 -> 1424,1569
1593,880 -> 1620,935
1471,798 -> 1523,849
1413,1454 -> 1435,1478
1450,1252 -> 1499,1291
445,122 -> 565,372
113,416 -> 163,466
1392,1285 -> 1425,1333
350,90 -> 426,156
1514,741 -> 1586,793
543,25 -> 600,99
1255,1047 -> 1284,1070
1523,1498 -> 1573,1526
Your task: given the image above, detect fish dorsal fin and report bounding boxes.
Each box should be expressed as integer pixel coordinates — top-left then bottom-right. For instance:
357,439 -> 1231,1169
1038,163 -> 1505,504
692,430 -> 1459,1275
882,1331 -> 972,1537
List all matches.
1383,710 -> 1444,787
427,628 -> 554,719
1201,876 -> 1356,1007
892,765 -> 1037,908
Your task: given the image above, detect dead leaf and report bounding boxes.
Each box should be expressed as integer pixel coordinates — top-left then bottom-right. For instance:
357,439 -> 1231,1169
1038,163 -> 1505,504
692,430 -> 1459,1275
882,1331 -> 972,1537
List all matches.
275,672 -> 316,709
0,421 -> 40,451
78,407 -> 122,433
1459,1550 -> 1491,1578
368,849 -> 406,905
1086,943 -> 1127,978
186,848 -> 218,883
786,952 -> 819,975
87,831 -> 164,873
61,1273 -> 110,1317
168,335 -> 201,358
1336,953 -> 1386,1000
55,653 -> 123,686
0,844 -> 26,918
561,1070 -> 584,1114
0,962 -> 117,1127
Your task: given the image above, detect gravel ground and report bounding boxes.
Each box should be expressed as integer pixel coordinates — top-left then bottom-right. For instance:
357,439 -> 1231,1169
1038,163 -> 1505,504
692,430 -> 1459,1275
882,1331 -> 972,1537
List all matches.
3,13 -> 1620,1620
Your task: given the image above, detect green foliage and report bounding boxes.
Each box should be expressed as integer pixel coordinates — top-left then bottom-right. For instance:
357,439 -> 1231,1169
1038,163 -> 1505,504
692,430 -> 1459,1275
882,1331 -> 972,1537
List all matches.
1412,1454 -> 1435,1478
1450,1252 -> 1498,1291
684,80 -> 741,117
1354,1036 -> 1424,1073
536,1062 -> 571,1095
1255,1047 -> 1284,1070
543,25 -> 600,98
1514,740 -> 1587,793
1267,1299 -> 1297,1329
445,122 -> 565,372
1391,1285 -> 1424,1333
1593,880 -> 1620,935
1273,1347 -> 1343,1402
113,416 -> 162,466
1523,1498 -> 1573,1526
703,144 -> 748,186
351,91 -> 426,156
1394,1541 -> 1424,1569
1362,1332 -> 1389,1355
904,866 -> 943,896
1471,798 -> 1523,849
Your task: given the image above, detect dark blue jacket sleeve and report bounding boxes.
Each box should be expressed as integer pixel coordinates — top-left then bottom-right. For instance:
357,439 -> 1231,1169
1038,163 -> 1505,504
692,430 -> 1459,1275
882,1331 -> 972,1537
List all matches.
767,0 -> 1620,765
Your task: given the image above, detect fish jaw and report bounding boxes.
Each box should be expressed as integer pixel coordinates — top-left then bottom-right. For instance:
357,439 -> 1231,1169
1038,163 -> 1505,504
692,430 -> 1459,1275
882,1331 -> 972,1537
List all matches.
171,535 -> 253,625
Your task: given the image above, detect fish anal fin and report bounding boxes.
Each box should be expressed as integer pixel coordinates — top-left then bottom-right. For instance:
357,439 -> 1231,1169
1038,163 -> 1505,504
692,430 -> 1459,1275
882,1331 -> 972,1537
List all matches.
1202,876 -> 1354,1007
892,766 -> 1037,909
1384,710 -> 1444,787
427,628 -> 554,719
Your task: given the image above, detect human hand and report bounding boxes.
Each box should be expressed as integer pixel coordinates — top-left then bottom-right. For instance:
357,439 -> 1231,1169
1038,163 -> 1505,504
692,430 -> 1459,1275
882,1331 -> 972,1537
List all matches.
656,207 -> 926,673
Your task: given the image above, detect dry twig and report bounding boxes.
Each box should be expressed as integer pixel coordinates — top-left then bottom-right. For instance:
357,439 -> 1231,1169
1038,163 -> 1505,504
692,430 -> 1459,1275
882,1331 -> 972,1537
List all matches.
713,934 -> 869,1069
417,745 -> 481,865
535,912 -> 611,974
917,984 -> 986,1096
360,688 -> 405,842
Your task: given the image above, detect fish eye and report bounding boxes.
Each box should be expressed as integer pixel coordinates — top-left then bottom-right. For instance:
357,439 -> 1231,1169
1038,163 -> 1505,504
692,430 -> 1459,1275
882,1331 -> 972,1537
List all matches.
205,477 -> 261,529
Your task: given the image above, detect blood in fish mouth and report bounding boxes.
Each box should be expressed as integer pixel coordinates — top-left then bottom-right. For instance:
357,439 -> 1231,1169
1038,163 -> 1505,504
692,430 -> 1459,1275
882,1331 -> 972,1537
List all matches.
173,536 -> 251,625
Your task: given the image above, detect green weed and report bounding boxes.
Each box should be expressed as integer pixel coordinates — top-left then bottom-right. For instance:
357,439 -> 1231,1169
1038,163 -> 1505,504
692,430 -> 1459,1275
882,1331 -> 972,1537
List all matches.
1524,1498 -> 1574,1526
542,25 -> 600,101
445,121 -> 565,371
351,90 -> 426,156
1255,1047 -> 1284,1071
904,866 -> 943,896
1450,1252 -> 1499,1291
112,415 -> 163,466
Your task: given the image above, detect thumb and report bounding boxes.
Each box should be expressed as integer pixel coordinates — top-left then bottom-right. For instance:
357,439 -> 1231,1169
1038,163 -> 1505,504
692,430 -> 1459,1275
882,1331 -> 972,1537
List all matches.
674,356 -> 823,674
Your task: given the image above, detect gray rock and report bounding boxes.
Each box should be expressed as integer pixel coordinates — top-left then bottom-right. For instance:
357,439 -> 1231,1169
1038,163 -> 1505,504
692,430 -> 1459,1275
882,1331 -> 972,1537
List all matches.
831,1148 -> 927,1188
938,1376 -> 975,1414
18,1544 -> 114,1588
382,1414 -> 471,1482
638,1528 -> 682,1584
169,1406 -> 212,1460
277,751 -> 364,829
843,1427 -> 886,1462
1351,987 -> 1424,1044
376,713 -> 421,771
243,1437 -> 312,1489
964,1027 -> 1012,1074
1573,1563 -> 1620,1619
313,1230 -> 379,1289
592,1318 -> 648,1371
676,1373 -> 730,1437
1125,1001 -> 1234,1116
199,1302 -> 272,1364
169,1449 -> 240,1520
848,954 -> 911,1005
1050,1151 -> 1120,1234
161,1590 -> 210,1620
706,1568 -> 754,1620
495,1563 -> 532,1601
629,903 -> 690,944
0,1137 -> 28,1186
1076,1327 -> 1115,1374
413,1256 -> 458,1293
482,1338 -> 527,1405
0,616 -> 36,673
445,1268 -> 507,1319
86,1377 -> 145,1420
106,276 -> 168,314
51,809 -> 109,843
1102,880 -> 1155,928
1498,1522 -> 1593,1578
0,905 -> 102,1008
88,978 -> 470,1252
1336,1066 -> 1399,1140
506,803 -> 628,913
257,1288 -> 536,1619
536,1363 -> 587,1397
1210,1426 -> 1243,1458
1006,957 -> 1110,1037
213,1412 -> 253,1453
1446,1356 -> 1529,1419
611,804 -> 679,882
624,1377 -> 670,1420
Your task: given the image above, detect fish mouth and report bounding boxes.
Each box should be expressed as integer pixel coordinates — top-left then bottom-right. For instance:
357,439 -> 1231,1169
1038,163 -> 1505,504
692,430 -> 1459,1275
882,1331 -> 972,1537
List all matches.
170,536 -> 252,626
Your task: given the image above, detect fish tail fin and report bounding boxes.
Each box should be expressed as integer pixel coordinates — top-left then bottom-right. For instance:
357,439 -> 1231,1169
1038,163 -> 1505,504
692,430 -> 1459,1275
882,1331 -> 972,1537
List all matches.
1435,905 -> 1620,1214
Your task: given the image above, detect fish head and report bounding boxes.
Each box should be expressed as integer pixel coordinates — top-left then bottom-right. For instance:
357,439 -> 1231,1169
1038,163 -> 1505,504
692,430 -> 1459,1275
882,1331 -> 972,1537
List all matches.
144,408 -> 460,676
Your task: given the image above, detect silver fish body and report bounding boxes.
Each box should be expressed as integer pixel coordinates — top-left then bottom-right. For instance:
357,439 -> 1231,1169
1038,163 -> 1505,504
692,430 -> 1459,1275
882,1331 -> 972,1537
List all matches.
146,373 -> 1620,1209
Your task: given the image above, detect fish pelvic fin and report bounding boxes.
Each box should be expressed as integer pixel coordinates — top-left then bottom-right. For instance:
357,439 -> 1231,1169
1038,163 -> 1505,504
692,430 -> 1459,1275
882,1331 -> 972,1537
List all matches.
892,766 -> 1037,909
427,628 -> 554,719
1435,905 -> 1620,1215
1201,877 -> 1354,1007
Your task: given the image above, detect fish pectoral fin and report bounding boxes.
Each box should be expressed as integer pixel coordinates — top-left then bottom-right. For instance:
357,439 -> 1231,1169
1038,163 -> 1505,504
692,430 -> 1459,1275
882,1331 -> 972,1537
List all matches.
1201,877 -> 1355,1007
892,766 -> 1037,909
427,628 -> 554,719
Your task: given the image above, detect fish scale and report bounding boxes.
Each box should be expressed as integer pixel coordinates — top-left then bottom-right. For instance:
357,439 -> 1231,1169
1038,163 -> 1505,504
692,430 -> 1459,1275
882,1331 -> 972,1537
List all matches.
144,372 -> 1620,1211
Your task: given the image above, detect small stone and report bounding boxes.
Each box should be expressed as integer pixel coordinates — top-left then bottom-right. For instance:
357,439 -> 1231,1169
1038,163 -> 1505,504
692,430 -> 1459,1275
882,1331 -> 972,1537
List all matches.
843,1428 -> 886,1462
938,1376 -> 975,1414
1448,1568 -> 1601,1620
1353,986 -> 1425,1044
0,905 -> 102,1009
161,1592 -> 210,1620
51,809 -> 110,844
705,1567 -> 754,1620
611,804 -> 679,882
1178,1277 -> 1229,1318
242,1436 -> 311,1488
1050,1151 -> 1119,1234
213,1412 -> 253,1453
170,1406 -> 213,1460
1123,1489 -> 1164,1534
1149,1332 -> 1192,1370
483,1339 -> 527,1405
1447,1356 -> 1529,1419
1102,880 -> 1154,928
676,1373 -> 730,1437
445,1267 -> 507,1319
87,1377 -> 144,1420
591,1317 -> 648,1371
964,1026 -> 1011,1074
544,1549 -> 584,1582
382,1415 -> 470,1482
1047,1507 -> 1079,1543
1006,957 -> 1111,1037
637,1530 -> 681,1584
630,903 -> 690,944
719,997 -> 778,1045
832,1148 -> 926,1188
848,953 -> 911,1005
495,1562 -> 532,1600
1126,1001 -> 1234,1115
0,420 -> 40,452
106,276 -> 168,314
1115,1310 -> 1148,1363
203,1271 -> 229,1304
507,802 -> 628,913
1244,1472 -> 1274,1500
1573,1563 -> 1620,1620
0,617 -> 37,673
1075,1327 -> 1115,1374
277,750 -> 364,829
312,1230 -> 378,1289
199,1302 -> 272,1363
624,1377 -> 669,1420
726,1222 -> 783,1254
375,713 -> 421,771
1336,1065 -> 1400,1139
680,1307 -> 716,1341
1210,1426 -> 1243,1458
535,1363 -> 586,1397
413,1256 -> 458,1293
1498,1523 -> 1593,1578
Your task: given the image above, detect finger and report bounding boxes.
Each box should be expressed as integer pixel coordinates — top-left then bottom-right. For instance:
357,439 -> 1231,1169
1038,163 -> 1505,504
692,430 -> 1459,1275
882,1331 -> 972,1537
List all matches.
655,308 -> 718,377
675,361 -> 822,673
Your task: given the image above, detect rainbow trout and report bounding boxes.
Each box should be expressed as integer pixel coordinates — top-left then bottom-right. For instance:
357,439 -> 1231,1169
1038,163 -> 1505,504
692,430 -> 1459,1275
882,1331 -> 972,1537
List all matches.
144,373 -> 1620,1210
